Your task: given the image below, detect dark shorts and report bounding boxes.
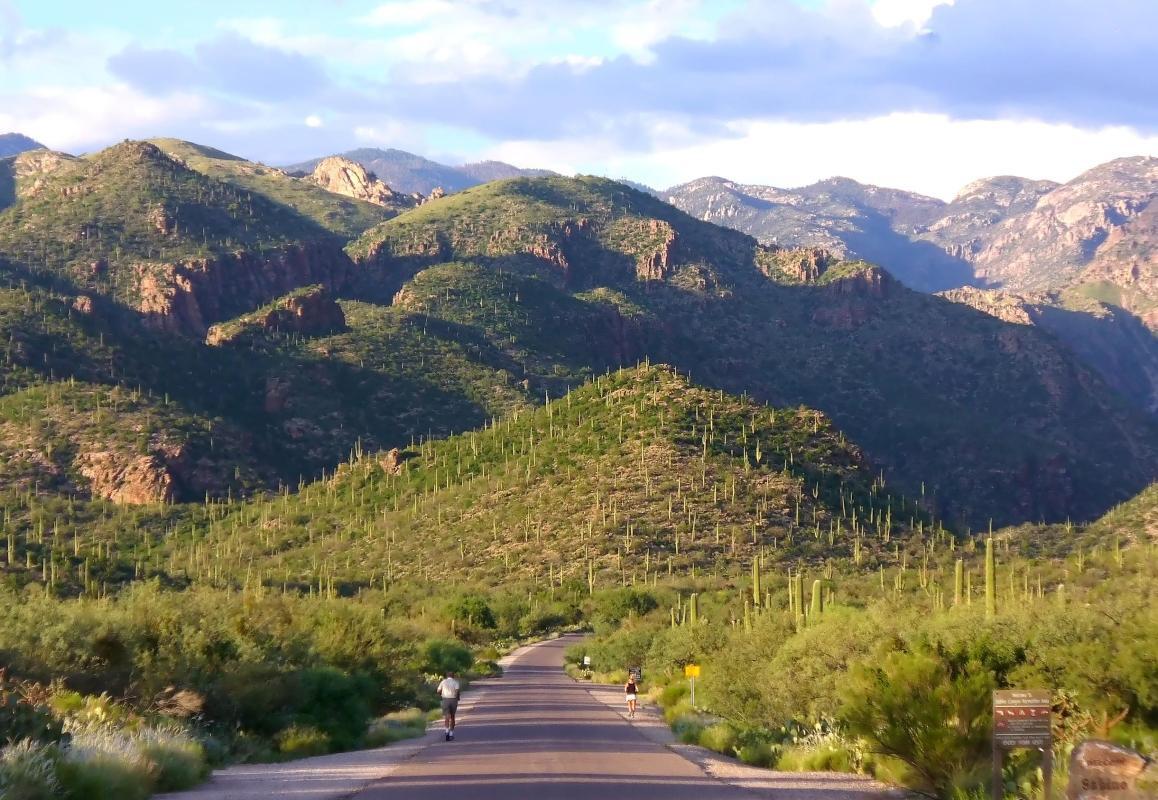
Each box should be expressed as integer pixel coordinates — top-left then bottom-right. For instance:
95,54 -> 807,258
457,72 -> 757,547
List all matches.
441,698 -> 459,714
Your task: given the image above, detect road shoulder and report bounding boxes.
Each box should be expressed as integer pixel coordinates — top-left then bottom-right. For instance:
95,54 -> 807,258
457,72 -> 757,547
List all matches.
584,683 -> 902,800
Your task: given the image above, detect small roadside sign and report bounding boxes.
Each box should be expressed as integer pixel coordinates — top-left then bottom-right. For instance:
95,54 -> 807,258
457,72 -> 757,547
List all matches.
685,664 -> 701,707
629,666 -> 642,682
994,690 -> 1052,748
993,690 -> 1053,800
582,655 -> 591,667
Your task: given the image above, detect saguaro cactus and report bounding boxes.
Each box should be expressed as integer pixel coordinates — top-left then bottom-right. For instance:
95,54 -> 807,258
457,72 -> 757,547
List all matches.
688,593 -> 699,626
985,538 -> 996,618
752,558 -> 762,609
953,559 -> 964,607
810,579 -> 824,618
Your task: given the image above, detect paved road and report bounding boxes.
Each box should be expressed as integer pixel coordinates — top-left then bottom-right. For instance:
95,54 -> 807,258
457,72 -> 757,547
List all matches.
355,635 -> 750,800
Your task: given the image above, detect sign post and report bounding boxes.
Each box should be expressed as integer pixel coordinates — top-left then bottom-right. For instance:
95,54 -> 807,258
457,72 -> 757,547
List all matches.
993,690 -> 1053,800
684,664 -> 701,708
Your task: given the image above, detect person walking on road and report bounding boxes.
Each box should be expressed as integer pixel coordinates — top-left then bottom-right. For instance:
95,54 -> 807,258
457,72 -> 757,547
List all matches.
437,670 -> 461,740
624,675 -> 639,718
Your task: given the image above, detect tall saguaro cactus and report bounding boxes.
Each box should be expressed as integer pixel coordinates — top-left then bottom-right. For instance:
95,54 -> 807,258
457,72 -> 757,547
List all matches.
953,559 -> 964,607
810,579 -> 824,618
985,538 -> 996,618
752,558 -> 762,609
688,592 -> 699,626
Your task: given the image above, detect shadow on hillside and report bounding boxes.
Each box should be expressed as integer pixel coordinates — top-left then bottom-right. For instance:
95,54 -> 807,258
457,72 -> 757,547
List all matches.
836,208 -> 981,293
1032,303 -> 1158,413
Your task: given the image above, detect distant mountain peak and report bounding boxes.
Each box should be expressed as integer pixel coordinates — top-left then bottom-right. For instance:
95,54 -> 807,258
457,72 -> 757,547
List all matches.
0,132 -> 46,158
282,148 -> 554,197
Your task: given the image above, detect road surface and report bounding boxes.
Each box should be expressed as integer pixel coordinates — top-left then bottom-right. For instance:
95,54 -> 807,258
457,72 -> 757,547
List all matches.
164,635 -> 891,800
355,634 -> 751,799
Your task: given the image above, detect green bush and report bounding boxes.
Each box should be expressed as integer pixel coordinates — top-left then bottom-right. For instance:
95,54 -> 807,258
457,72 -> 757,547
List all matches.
446,595 -> 496,629
671,712 -> 704,744
275,725 -> 332,759
658,681 -> 689,709
290,668 -> 375,752
0,740 -> 61,800
56,729 -> 152,800
777,742 -> 856,772
422,640 -> 474,676
0,689 -> 65,745
841,648 -> 994,797
136,725 -> 209,791
698,721 -> 739,754
736,741 -> 779,768
365,708 -> 427,748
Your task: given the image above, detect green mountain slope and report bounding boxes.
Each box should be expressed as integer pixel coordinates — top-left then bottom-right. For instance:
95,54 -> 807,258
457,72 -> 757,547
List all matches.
0,364 -> 937,595
0,141 -> 355,336
150,138 -> 393,240
347,176 -> 1158,525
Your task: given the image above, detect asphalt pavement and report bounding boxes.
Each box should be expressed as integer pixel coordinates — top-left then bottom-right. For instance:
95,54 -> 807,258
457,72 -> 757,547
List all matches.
354,635 -> 752,800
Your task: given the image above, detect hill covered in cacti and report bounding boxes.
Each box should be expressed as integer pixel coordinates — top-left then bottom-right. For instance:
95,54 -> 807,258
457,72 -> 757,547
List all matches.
344,175 -> 1158,525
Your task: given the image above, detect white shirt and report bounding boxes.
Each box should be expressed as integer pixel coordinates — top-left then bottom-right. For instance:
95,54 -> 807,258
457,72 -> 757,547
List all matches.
437,677 -> 460,699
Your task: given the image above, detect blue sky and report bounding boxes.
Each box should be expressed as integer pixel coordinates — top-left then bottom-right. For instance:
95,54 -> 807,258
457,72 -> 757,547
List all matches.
1,0 -> 1155,198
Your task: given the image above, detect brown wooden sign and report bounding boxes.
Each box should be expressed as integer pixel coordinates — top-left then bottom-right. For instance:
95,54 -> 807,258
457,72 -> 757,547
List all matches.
994,689 -> 1052,748
993,690 -> 1053,800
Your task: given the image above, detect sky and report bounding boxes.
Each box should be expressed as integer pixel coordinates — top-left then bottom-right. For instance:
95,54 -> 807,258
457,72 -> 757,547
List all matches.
0,0 -> 1155,199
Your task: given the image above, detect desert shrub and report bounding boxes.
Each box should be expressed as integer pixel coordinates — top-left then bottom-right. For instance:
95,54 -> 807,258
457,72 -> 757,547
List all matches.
736,740 -> 779,768
136,725 -> 208,791
0,739 -> 61,800
445,595 -> 496,629
275,724 -> 331,759
586,624 -> 660,679
56,727 -> 152,800
0,693 -> 64,746
205,662 -> 296,736
365,708 -> 427,747
670,711 -> 704,744
777,742 -> 856,772
841,648 -> 994,797
422,639 -> 474,677
658,680 -> 689,709
290,668 -> 375,751
594,588 -> 659,627
698,721 -> 738,754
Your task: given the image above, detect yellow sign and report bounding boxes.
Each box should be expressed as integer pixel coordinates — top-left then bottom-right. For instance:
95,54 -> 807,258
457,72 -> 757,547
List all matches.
684,664 -> 701,678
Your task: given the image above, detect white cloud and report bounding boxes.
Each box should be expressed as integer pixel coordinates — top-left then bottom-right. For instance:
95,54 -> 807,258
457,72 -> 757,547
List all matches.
482,114 -> 1158,199
871,0 -> 954,28
360,0 -> 458,27
304,114 -> 323,128
0,83 -> 210,152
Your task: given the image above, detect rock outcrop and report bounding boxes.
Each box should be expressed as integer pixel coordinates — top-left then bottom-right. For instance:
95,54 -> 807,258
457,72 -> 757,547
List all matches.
206,285 -> 347,345
78,450 -> 178,504
136,242 -> 354,337
308,156 -> 416,209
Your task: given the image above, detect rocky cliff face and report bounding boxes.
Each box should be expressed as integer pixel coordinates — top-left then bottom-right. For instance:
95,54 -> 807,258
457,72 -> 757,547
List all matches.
964,158 -> 1157,295
666,159 -> 1155,314
134,242 -> 355,337
308,156 -> 420,209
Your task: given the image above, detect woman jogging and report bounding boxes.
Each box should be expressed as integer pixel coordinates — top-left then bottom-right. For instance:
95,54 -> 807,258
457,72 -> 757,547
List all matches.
624,674 -> 639,718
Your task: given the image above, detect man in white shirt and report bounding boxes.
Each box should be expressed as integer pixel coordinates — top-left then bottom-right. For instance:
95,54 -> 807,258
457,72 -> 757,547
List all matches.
437,670 -> 461,740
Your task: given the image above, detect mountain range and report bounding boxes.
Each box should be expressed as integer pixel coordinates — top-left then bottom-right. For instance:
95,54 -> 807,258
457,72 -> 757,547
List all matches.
0,132 -> 1154,530
283,148 -> 556,195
